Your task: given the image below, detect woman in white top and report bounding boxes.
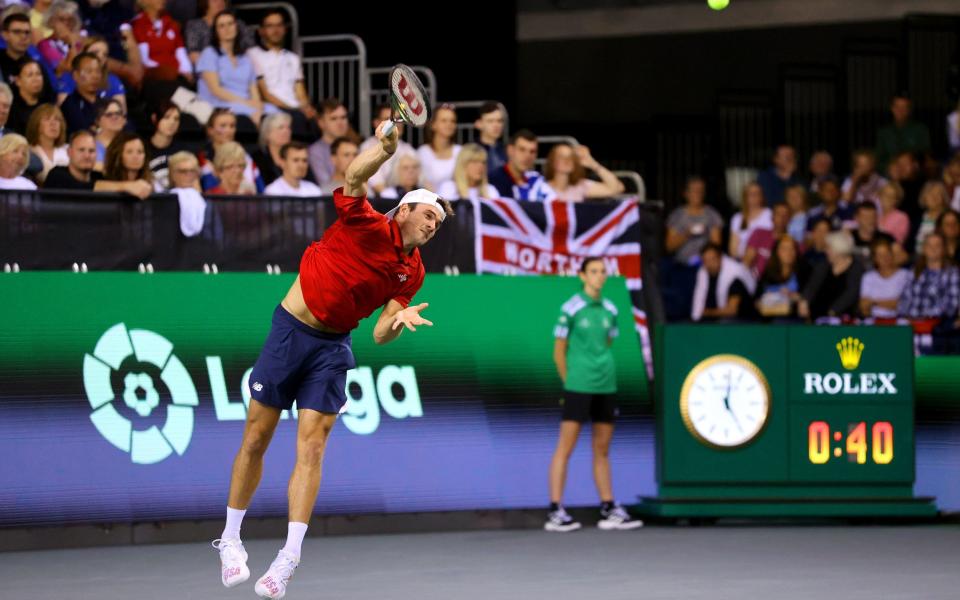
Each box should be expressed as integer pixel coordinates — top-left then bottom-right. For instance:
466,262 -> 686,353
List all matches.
416,103 -> 461,190
729,182 -> 773,259
25,103 -> 69,184
859,238 -> 910,319
0,134 -> 38,190
544,142 -> 624,202
379,150 -> 424,200
437,143 -> 498,200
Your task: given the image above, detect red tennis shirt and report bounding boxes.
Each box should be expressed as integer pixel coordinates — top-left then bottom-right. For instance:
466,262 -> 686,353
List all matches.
299,188 -> 425,332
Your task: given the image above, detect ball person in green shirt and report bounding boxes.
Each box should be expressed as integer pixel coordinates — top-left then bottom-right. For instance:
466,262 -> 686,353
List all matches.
545,257 -> 643,532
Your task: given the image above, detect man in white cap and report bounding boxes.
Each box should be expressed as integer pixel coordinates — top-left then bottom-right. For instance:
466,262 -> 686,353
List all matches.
213,121 -> 453,600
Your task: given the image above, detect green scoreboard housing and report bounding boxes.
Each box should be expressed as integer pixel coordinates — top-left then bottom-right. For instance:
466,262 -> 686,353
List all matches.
638,325 -> 937,518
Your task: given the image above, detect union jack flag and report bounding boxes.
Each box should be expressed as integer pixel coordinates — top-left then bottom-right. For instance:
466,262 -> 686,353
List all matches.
471,198 -> 653,379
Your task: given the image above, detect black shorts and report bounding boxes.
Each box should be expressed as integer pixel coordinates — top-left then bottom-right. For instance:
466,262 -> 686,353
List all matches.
561,392 -> 618,423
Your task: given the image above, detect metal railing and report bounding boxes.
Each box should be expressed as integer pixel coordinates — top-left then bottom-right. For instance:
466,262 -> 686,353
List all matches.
613,170 -> 646,202
232,2 -> 301,54
448,100 -> 510,145
299,35 -> 370,137
367,65 -> 437,145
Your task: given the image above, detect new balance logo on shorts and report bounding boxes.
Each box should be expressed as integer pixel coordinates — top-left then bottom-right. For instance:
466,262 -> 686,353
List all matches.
397,273 -> 408,282
252,382 -> 263,392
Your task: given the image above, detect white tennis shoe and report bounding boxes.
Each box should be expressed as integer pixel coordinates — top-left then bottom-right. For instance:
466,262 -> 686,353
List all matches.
212,537 -> 250,587
254,549 -> 300,599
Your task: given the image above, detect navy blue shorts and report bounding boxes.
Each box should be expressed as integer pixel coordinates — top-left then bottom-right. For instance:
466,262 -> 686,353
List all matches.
248,305 -> 356,414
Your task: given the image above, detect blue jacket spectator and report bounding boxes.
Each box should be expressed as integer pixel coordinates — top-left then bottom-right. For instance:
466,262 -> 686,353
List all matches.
756,144 -> 803,204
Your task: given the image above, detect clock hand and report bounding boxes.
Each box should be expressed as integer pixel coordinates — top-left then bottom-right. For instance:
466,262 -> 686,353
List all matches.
723,371 -> 732,412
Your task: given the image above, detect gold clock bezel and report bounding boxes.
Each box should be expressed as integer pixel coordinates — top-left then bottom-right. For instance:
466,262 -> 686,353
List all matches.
679,354 -> 772,450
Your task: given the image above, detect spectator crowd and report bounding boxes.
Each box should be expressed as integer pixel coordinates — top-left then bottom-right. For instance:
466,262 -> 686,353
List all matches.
1,1 -> 959,350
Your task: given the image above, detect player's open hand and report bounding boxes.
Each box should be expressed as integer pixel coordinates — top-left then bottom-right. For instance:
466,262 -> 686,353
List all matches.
392,303 -> 433,332
376,120 -> 399,155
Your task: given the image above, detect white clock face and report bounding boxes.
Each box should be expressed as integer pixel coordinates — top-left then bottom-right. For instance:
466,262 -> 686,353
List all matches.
680,355 -> 771,448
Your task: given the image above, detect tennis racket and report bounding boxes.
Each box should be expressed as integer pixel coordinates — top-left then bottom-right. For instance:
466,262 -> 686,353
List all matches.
382,64 -> 430,137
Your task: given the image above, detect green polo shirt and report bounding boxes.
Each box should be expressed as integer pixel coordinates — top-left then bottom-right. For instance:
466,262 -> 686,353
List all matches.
554,292 -> 619,394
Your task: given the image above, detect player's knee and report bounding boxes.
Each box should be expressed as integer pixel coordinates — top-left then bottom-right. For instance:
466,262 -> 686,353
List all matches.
241,429 -> 272,457
297,438 -> 328,466
592,440 -> 611,458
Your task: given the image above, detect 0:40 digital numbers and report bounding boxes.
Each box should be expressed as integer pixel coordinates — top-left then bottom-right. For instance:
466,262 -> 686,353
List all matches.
808,421 -> 893,465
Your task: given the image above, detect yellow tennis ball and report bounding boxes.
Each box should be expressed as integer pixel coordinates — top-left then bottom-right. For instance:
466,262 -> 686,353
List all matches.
708,0 -> 729,9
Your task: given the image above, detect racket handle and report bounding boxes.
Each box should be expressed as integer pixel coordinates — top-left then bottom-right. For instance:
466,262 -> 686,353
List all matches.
382,120 -> 396,137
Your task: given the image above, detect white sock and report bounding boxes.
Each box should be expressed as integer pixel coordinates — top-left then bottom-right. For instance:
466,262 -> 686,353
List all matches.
281,522 -> 308,559
221,507 -> 246,540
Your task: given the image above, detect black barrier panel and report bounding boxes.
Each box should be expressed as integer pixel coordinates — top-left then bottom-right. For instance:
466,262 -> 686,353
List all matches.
1,192 -> 660,284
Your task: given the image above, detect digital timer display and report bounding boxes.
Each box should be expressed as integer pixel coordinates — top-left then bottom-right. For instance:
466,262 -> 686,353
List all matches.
808,421 -> 894,465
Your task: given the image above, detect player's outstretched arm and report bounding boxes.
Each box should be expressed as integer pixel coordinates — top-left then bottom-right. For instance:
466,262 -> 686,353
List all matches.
373,300 -> 433,345
343,121 -> 399,197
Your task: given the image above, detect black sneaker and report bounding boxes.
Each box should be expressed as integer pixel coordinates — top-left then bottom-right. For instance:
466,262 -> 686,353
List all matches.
544,506 -> 582,532
597,504 -> 643,530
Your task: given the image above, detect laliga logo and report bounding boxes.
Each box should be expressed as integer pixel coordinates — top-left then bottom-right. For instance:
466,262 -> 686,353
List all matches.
83,324 -> 198,465
85,325 -> 424,463
803,336 -> 897,395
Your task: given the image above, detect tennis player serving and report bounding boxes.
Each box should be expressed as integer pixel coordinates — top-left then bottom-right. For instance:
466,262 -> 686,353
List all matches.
212,118 -> 453,599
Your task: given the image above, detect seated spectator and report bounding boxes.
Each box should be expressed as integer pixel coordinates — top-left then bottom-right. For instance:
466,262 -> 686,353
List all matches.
247,9 -> 315,131
886,150 -> 923,223
416,103 -> 461,190
489,129 -> 556,201
799,231 -> 864,321
360,102 -> 413,193
756,144 -> 802,204
144,101 -> 183,190
914,181 -> 949,255
876,93 -> 930,172
91,97 -> 125,170
0,132 -> 37,189
437,143 -> 498,201
43,129 -> 103,190
185,0 -> 254,65
75,0 -> 143,92
378,149 -> 422,200
197,108 -> 263,193
36,1 -> 83,78
318,137 -> 357,196
743,202 -> 790,278
0,82 -> 13,136
852,201 -> 907,269
545,143 -> 624,201
728,182 -> 772,260
842,148 -> 886,207
25,102 -> 68,183
803,218 -> 831,269
859,238 -> 910,319
808,150 -> 834,193
937,209 -> 960,264
60,52 -> 105,134
57,36 -> 127,113
898,232 -> 960,320
130,0 -> 192,85
474,101 -> 506,175
944,153 -> 960,208
1,13 -> 57,104
101,130 -> 153,196
5,58 -> 44,133
784,184 -> 808,244
167,150 -> 206,236
948,99 -> 960,157
691,243 -> 756,322
207,140 -> 255,195
755,235 -> 807,319
196,10 -> 270,126
878,181 -> 910,245
665,175 -> 723,266
252,111 -> 316,186
29,0 -> 54,46
265,141 -> 323,197
308,98 -> 353,187
806,177 -> 852,233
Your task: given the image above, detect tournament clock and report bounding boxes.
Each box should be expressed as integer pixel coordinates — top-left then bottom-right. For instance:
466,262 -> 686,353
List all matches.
639,325 -> 936,518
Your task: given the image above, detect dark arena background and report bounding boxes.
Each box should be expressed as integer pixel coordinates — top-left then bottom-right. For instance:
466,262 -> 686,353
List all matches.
1,1 -> 959,598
